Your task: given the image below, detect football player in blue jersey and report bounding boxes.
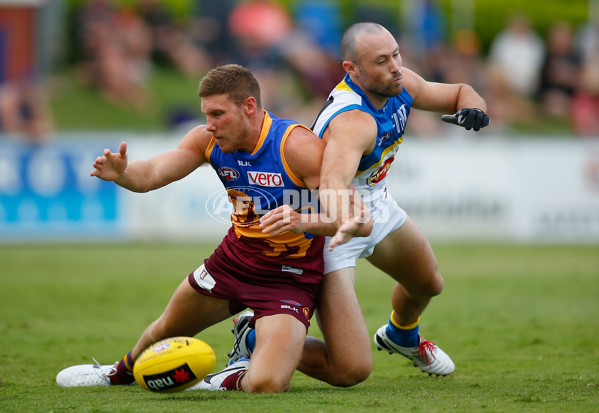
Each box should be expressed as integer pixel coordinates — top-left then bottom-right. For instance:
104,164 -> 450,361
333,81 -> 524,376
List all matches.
228,22 -> 490,385
56,64 -> 371,393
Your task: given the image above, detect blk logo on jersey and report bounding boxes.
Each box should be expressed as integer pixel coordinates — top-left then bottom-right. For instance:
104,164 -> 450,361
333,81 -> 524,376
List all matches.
247,171 -> 284,187
142,363 -> 197,392
218,167 -> 240,181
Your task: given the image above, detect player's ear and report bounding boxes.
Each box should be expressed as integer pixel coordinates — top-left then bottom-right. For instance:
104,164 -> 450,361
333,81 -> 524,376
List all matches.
243,96 -> 258,116
342,60 -> 357,75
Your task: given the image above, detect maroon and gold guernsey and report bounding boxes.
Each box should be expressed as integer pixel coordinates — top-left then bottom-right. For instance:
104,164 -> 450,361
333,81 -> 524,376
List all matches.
204,111 -> 324,284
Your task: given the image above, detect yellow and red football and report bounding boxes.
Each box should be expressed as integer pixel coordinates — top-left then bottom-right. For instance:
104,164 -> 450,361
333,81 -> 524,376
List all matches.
133,337 -> 215,392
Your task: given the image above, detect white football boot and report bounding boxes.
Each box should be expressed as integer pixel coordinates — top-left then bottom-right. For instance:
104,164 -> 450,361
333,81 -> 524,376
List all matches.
186,358 -> 250,391
57,361 -> 117,387
374,326 -> 455,376
226,310 -> 254,366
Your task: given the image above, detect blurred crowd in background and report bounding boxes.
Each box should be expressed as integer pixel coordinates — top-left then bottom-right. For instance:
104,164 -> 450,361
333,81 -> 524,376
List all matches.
2,0 -> 599,141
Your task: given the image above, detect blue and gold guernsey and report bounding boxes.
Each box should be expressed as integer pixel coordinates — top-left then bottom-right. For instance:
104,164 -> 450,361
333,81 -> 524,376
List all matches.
312,73 -> 413,210
205,111 -> 324,277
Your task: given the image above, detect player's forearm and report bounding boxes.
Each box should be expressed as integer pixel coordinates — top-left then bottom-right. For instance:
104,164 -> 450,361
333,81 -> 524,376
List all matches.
299,213 -> 339,236
114,160 -> 158,193
302,211 -> 372,238
319,177 -> 363,228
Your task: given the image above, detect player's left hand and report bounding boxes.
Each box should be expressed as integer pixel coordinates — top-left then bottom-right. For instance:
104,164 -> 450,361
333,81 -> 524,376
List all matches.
260,205 -> 306,236
90,141 -> 129,181
328,208 -> 373,251
441,108 -> 490,131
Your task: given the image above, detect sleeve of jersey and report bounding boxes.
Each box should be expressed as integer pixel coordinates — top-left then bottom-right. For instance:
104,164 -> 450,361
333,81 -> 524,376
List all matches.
312,104 -> 365,138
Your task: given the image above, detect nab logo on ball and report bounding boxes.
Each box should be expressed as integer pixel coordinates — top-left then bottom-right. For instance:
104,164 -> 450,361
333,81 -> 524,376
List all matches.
142,363 -> 197,392
133,336 -> 216,393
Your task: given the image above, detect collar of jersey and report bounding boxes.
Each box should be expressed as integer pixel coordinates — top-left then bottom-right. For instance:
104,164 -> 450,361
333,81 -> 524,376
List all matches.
343,74 -> 382,114
249,110 -> 272,157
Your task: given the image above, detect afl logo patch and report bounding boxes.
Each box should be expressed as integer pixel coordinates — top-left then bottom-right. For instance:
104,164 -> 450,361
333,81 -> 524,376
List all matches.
218,167 -> 239,181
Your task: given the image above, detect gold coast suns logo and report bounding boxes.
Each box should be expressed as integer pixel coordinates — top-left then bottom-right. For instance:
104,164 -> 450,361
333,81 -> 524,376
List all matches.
367,156 -> 395,186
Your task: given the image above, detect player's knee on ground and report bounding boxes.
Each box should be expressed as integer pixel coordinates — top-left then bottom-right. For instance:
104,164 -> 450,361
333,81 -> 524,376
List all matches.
327,357 -> 371,387
245,374 -> 290,393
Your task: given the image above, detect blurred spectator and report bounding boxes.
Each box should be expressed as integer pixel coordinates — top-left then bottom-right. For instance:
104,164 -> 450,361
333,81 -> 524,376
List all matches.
0,3 -> 53,141
575,10 -> 599,63
138,0 -> 211,78
283,1 -> 344,100
570,56 -> 599,137
537,21 -> 581,120
75,0 -> 152,110
53,1 -> 597,137
401,0 -> 446,64
485,13 -> 545,131
0,79 -> 53,141
293,1 -> 342,57
483,63 -> 538,133
137,0 -> 174,66
224,0 -> 295,117
488,13 -> 545,98
572,13 -> 599,137
227,0 -> 292,68
191,0 -> 238,65
411,0 -> 447,87
224,0 -> 339,125
445,29 -> 485,88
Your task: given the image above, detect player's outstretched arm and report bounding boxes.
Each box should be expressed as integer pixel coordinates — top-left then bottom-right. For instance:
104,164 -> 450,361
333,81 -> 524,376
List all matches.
89,126 -> 210,193
90,140 -> 166,192
403,67 -> 489,131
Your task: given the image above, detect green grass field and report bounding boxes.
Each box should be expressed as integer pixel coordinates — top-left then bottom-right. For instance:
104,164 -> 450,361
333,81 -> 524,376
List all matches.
1,243 -> 598,412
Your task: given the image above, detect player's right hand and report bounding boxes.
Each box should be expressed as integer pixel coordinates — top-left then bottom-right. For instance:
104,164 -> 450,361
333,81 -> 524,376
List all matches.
90,141 -> 128,181
260,205 -> 306,236
441,108 -> 490,131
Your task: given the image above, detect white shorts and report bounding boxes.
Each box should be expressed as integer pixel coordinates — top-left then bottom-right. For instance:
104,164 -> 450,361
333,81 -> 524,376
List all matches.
323,191 -> 407,274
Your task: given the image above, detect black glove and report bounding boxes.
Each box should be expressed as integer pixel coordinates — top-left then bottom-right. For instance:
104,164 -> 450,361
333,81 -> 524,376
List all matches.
441,108 -> 490,131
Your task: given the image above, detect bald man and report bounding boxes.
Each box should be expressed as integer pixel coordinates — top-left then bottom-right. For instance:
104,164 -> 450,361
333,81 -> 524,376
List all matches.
227,22 -> 489,386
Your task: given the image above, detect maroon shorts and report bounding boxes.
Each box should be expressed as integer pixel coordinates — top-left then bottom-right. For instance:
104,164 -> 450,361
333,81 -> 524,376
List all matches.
187,230 -> 324,330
